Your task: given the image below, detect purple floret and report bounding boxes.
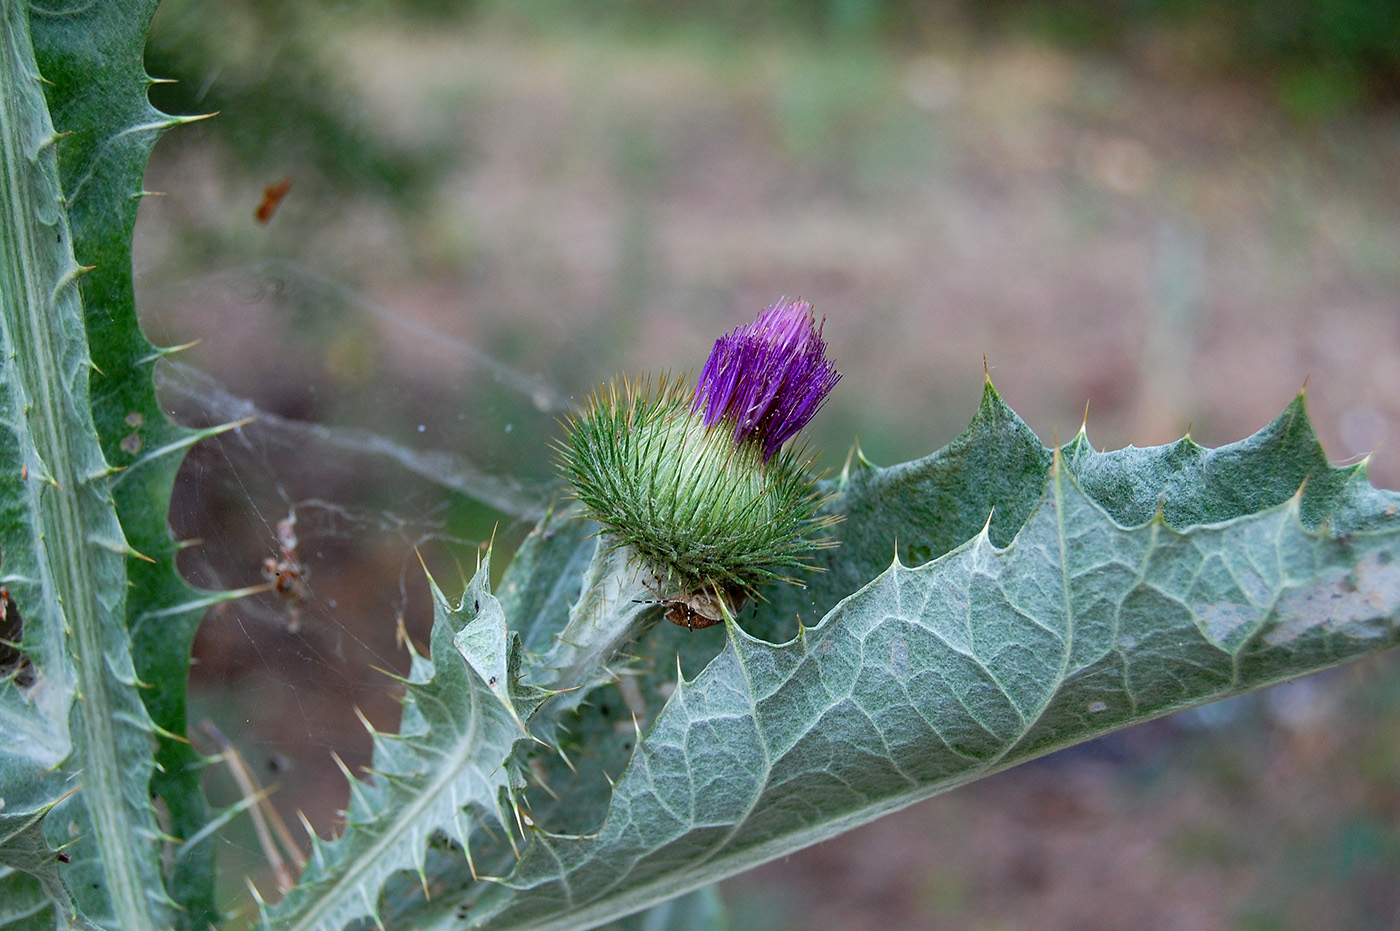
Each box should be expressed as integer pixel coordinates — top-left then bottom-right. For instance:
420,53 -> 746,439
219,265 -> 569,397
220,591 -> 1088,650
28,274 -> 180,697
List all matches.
693,298 -> 841,460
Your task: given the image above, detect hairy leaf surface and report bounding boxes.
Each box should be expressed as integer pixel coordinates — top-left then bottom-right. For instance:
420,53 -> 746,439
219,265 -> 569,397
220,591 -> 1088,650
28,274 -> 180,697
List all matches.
1,1 -> 204,927
464,451 -> 1400,930
262,564 -> 542,931
28,1 -> 219,916
758,382 -> 1395,642
358,384 -> 1400,930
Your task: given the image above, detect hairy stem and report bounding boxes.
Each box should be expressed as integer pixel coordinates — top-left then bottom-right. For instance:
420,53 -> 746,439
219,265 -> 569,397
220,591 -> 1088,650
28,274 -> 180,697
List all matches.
531,540 -> 662,709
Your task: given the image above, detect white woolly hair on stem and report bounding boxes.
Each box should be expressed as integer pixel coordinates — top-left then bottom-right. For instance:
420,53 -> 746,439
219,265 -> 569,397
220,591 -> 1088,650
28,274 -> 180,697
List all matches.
529,537 -> 664,711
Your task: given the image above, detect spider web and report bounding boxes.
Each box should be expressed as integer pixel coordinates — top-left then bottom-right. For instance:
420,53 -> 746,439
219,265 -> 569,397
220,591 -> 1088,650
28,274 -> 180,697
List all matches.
140,258 -> 568,905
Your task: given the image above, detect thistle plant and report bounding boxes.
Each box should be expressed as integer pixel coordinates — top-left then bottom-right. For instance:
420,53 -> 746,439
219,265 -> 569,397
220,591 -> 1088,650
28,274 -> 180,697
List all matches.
559,298 -> 839,629
534,300 -> 841,704
5,6 -> 1400,931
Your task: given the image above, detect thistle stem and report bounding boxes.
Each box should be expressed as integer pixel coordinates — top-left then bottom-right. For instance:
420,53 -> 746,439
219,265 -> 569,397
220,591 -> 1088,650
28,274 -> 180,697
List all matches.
531,538 -> 662,708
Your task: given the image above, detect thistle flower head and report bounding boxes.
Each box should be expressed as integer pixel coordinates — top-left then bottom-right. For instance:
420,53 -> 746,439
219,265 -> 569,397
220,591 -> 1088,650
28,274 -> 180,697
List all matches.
692,298 -> 841,461
560,300 -> 840,625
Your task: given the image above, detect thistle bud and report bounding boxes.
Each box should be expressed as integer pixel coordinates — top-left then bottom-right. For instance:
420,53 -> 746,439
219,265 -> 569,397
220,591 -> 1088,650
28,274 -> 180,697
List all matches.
560,299 -> 840,628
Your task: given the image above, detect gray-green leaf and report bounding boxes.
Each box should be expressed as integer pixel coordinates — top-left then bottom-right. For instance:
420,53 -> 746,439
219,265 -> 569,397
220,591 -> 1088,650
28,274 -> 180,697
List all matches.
3,2 -> 184,928
466,456 -> 1400,930
262,562 -> 540,931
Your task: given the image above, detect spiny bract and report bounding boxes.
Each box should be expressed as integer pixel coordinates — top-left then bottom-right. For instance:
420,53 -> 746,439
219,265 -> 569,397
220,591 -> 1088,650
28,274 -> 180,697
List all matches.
560,299 -> 840,612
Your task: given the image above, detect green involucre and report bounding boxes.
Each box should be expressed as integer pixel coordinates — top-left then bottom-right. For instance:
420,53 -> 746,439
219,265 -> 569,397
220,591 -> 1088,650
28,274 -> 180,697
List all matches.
559,376 -> 833,598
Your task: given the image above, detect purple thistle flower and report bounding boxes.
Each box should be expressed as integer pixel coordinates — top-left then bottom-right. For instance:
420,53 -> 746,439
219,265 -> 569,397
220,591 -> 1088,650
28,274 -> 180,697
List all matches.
692,298 -> 841,461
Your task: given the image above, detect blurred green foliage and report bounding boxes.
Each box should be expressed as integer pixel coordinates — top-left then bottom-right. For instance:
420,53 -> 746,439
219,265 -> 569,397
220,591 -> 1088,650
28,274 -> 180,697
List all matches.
144,0 -> 1399,197
984,0 -> 1400,117
145,0 -> 449,200
462,0 -> 1400,118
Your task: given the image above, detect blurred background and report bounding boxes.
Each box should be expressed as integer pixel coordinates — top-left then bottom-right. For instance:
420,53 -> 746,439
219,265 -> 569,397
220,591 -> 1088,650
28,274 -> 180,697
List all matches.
134,1 -> 1400,927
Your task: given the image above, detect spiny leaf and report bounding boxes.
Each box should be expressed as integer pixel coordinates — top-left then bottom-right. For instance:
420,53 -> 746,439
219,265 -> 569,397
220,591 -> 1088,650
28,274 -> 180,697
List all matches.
2,2 -> 185,928
1061,392 -> 1394,532
495,503 -> 595,655
0,803 -> 101,931
361,385 -> 1400,931
465,455 -> 1400,930
756,381 -> 1397,642
29,0 -> 216,922
261,561 -> 541,931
